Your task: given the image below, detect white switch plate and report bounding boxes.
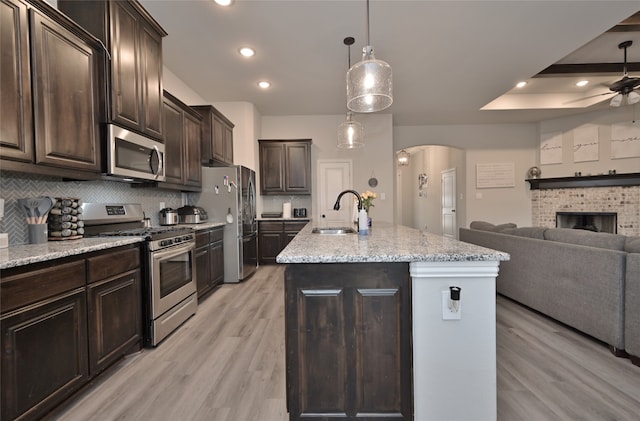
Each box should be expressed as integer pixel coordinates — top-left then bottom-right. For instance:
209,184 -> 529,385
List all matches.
159,202 -> 165,210
442,290 -> 461,320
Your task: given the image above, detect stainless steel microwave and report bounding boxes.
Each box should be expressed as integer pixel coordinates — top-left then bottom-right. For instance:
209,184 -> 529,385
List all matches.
106,124 -> 165,182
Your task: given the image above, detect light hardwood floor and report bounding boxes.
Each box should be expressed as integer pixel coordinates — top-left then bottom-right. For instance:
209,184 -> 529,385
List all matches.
51,265 -> 640,420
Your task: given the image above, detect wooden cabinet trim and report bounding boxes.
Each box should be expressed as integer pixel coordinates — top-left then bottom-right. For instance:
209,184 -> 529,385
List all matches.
1,260 -> 86,313
87,246 -> 140,283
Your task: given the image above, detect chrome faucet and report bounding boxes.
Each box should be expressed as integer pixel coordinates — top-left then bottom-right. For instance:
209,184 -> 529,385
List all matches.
333,190 -> 362,211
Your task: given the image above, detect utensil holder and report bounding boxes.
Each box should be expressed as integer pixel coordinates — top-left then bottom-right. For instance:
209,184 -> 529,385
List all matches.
28,224 -> 48,244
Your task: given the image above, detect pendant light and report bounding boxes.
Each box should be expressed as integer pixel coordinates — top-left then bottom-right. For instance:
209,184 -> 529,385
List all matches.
346,0 -> 392,113
397,149 -> 410,166
338,37 -> 365,149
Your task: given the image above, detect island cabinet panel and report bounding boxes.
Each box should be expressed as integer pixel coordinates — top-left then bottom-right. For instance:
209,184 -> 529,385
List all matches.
297,288 -> 347,413
285,263 -> 413,421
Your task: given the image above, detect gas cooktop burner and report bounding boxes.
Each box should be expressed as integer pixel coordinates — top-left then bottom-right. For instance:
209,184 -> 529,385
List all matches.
98,226 -> 191,240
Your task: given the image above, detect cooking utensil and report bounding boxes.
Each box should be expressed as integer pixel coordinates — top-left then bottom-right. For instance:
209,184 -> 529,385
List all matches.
36,197 -> 55,224
18,198 -> 38,224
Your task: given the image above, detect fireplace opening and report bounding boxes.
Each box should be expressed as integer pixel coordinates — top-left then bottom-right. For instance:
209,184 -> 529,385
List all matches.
556,212 -> 617,234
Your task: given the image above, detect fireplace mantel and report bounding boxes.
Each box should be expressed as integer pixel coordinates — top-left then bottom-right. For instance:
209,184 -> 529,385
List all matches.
527,172 -> 640,190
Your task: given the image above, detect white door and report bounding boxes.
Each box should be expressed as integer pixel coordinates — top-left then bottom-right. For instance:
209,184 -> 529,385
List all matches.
317,160 -> 352,225
442,168 -> 457,238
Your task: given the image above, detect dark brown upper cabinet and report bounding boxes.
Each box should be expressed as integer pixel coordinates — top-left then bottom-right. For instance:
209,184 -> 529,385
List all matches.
191,105 -> 235,167
259,139 -> 312,195
161,91 -> 202,191
0,0 -> 33,163
58,0 -> 167,141
0,0 -> 103,178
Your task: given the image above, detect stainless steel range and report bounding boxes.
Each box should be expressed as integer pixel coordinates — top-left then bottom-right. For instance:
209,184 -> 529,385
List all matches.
82,203 -> 197,347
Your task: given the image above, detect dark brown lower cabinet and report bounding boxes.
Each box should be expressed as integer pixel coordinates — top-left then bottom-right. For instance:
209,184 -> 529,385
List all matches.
1,244 -> 142,420
1,288 -> 88,421
284,263 -> 413,421
87,270 -> 141,375
196,227 -> 224,299
259,220 -> 308,265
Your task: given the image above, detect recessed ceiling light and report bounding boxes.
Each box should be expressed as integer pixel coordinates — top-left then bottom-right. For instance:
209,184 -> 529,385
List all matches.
515,81 -> 527,88
239,47 -> 255,57
214,0 -> 233,6
576,80 -> 589,87
258,81 -> 271,89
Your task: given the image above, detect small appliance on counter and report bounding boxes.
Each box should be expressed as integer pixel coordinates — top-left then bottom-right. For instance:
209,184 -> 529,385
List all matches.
177,205 -> 208,224
293,208 -> 307,218
159,207 -> 178,225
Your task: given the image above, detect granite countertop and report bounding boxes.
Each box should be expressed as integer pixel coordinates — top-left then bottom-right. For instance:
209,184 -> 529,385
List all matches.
0,222 -> 228,270
276,222 -> 510,264
0,237 -> 144,270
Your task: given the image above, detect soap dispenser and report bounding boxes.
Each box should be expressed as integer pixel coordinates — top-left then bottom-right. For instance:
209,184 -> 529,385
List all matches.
358,208 -> 369,235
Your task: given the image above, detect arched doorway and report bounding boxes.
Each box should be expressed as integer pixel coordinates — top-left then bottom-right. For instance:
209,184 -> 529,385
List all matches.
395,145 -> 465,236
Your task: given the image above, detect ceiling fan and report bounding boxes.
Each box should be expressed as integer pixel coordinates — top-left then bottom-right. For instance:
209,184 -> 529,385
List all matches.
607,40 -> 640,107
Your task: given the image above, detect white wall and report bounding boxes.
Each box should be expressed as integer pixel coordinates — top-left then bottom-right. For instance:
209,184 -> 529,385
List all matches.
163,66 -> 207,104
394,124 -> 538,228
261,114 -> 395,223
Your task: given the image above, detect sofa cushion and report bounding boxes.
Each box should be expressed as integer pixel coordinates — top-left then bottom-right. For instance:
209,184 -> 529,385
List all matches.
469,221 -> 517,232
544,228 -> 626,251
626,236 -> 640,253
501,227 -> 547,239
469,221 -> 496,231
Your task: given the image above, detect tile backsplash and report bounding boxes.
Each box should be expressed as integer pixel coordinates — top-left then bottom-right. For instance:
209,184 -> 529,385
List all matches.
0,171 -> 190,245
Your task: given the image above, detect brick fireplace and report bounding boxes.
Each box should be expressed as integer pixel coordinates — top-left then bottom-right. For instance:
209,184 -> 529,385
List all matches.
531,185 -> 640,236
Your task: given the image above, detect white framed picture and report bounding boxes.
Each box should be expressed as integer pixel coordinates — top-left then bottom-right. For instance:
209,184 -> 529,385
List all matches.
611,122 -> 640,159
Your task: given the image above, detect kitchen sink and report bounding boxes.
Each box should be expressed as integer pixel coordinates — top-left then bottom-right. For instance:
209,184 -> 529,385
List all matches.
311,227 -> 357,235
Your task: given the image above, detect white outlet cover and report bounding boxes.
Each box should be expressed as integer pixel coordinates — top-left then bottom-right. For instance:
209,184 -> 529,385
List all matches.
442,290 -> 461,320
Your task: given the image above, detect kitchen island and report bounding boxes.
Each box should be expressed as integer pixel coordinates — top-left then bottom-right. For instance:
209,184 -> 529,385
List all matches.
277,222 -> 509,421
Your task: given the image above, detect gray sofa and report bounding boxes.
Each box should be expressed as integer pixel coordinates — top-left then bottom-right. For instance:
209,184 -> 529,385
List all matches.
460,222 -> 640,365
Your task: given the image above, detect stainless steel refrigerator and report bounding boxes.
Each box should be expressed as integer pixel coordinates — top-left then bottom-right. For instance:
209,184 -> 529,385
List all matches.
198,166 -> 257,283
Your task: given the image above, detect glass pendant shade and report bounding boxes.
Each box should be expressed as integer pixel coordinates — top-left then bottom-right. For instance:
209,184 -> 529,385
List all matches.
337,113 -> 364,149
347,46 -> 393,113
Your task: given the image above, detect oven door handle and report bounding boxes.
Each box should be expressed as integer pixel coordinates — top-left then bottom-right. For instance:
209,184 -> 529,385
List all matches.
152,241 -> 194,260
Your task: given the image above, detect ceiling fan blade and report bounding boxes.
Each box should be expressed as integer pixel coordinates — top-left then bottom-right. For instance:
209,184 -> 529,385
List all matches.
563,91 -> 613,105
